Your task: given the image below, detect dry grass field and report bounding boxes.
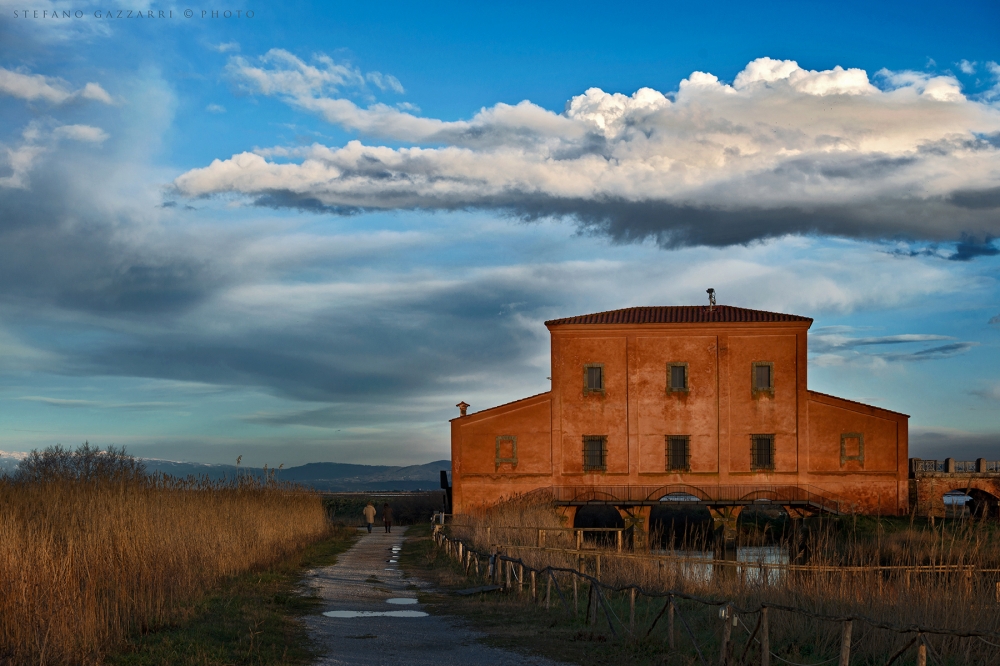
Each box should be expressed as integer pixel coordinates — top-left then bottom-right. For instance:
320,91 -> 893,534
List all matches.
0,444 -> 331,666
444,497 -> 1000,665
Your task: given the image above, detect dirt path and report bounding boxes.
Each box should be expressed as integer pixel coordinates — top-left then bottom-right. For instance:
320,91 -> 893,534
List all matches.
302,527 -> 565,666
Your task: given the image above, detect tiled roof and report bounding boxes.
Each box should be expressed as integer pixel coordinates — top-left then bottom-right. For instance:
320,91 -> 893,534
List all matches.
545,305 -> 812,326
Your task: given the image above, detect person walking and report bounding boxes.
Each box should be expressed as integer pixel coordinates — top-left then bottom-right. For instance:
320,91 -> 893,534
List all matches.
362,501 -> 377,534
382,503 -> 393,534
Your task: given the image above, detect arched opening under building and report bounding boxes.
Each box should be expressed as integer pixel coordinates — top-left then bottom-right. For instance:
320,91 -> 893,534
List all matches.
572,504 -> 624,546
649,496 -> 713,551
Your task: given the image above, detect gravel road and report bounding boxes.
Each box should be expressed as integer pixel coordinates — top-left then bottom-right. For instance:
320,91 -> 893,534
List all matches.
302,527 -> 566,666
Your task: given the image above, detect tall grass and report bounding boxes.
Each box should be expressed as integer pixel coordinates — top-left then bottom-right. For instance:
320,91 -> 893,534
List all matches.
0,444 -> 331,665
452,498 -> 1000,663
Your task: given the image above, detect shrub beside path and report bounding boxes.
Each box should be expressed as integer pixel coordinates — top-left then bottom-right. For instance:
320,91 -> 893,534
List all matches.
303,527 -> 566,666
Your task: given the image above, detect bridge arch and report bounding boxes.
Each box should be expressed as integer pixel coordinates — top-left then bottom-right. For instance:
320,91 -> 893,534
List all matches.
644,484 -> 713,503
945,487 -> 1000,518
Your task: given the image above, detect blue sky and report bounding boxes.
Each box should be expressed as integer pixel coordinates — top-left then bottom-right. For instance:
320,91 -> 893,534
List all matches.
1,0 -> 998,465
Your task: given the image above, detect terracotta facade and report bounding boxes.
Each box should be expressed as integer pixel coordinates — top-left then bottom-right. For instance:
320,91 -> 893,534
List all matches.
450,306 -> 909,516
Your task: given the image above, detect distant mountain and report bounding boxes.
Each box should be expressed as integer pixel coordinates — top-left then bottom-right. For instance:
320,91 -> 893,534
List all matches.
0,452 -> 451,491
0,451 -> 27,475
143,458 -> 452,491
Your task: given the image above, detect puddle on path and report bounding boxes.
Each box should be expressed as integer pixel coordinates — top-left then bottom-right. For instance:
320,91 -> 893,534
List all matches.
386,598 -> 417,605
324,610 -> 428,618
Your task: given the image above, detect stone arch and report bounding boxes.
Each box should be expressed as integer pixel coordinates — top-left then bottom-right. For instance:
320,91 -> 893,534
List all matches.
649,503 -> 713,549
573,505 -> 625,547
567,488 -> 623,503
965,488 -> 1000,518
644,484 -> 712,502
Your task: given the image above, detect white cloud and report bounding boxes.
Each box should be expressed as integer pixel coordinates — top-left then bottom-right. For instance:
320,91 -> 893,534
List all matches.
957,60 -> 977,75
206,103 -> 226,113
970,383 -> 1000,401
1,120 -> 109,188
0,67 -> 73,103
212,41 -> 240,53
53,124 -> 108,143
80,82 -> 113,104
175,56 -> 1000,247
227,49 -> 366,98
15,396 -> 183,409
0,67 -> 112,105
366,71 -> 404,94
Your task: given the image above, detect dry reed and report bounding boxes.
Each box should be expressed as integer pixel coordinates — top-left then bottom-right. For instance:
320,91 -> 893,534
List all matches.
451,498 -> 1000,663
0,445 -> 331,665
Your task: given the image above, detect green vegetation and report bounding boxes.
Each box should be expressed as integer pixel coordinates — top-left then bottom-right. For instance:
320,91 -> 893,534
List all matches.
107,525 -> 357,666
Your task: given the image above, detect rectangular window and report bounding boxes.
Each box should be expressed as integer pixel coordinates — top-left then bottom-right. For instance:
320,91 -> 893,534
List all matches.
750,434 -> 775,471
583,363 -> 604,395
665,435 -> 690,471
667,363 -> 689,392
582,435 -> 607,472
840,433 -> 864,467
495,435 -> 518,469
752,361 -> 774,395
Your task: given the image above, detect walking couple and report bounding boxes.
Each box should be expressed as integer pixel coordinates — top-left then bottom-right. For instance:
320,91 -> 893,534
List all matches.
363,501 -> 393,533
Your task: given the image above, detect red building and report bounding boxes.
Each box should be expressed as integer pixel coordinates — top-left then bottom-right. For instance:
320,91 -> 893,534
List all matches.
450,303 -> 909,531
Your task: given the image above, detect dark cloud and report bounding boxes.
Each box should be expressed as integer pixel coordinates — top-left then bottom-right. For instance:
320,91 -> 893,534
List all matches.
881,341 -> 979,361
30,267 -> 556,405
948,186 -> 1000,210
948,235 -> 999,261
0,155 -> 217,316
810,330 -> 978,365
910,429 -> 1000,460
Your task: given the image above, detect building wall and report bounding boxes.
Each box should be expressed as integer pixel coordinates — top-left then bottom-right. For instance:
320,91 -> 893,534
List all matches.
450,392 -> 552,511
804,391 -> 909,515
450,321 -> 909,515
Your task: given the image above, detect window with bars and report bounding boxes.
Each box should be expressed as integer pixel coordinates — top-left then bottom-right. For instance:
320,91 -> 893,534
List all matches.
582,435 -> 607,472
750,434 -> 775,471
667,363 -> 688,392
752,361 -> 774,396
665,435 -> 690,471
583,364 -> 605,395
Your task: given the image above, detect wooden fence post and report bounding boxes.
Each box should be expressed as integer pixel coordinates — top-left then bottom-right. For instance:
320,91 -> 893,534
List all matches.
531,570 -> 537,601
916,636 -> 927,666
629,588 -> 636,634
595,555 -> 601,582
761,607 -> 769,666
617,530 -> 623,552
576,529 -> 583,550
719,604 -> 732,666
838,620 -> 852,666
573,575 -> 579,616
667,597 -> 675,650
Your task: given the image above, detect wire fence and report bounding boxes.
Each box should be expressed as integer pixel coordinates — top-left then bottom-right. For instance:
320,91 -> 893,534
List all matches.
432,528 -> 1000,666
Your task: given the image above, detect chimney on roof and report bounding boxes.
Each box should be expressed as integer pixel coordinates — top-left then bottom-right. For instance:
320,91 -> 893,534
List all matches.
456,401 -> 470,417
707,288 -> 716,310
